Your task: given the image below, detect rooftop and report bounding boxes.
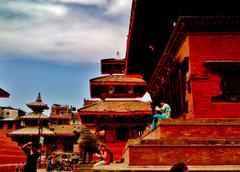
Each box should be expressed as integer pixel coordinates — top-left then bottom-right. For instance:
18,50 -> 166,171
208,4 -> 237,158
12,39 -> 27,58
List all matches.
78,100 -> 152,115
90,75 -> 146,84
7,127 -> 55,136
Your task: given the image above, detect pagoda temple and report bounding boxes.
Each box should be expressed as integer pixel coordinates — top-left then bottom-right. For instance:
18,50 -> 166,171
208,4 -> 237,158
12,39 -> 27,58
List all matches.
122,0 -> 240,168
8,93 -> 54,146
78,57 -> 152,161
7,93 -> 80,166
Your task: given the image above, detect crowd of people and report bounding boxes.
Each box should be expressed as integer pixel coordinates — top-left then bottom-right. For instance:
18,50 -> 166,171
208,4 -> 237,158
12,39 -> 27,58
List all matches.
47,153 -> 78,171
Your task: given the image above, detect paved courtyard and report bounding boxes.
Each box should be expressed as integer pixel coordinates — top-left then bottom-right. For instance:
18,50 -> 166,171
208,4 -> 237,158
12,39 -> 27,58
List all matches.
37,162 -> 240,172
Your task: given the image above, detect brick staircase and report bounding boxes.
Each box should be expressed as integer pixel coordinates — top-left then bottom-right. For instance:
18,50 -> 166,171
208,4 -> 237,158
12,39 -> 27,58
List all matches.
105,141 -> 127,162
0,132 -> 26,172
124,118 -> 240,166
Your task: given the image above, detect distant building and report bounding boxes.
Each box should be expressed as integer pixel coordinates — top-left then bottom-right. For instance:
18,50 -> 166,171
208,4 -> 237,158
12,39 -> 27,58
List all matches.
0,88 -> 25,172
50,104 -> 79,125
0,106 -> 25,133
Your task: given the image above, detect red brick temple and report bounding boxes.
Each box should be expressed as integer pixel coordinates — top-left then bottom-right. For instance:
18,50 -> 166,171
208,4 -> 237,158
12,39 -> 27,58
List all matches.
78,57 -> 152,161
0,88 -> 25,172
122,0 -> 240,168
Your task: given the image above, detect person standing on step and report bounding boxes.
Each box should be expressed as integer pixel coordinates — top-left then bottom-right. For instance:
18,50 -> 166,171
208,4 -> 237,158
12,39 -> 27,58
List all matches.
151,102 -> 171,130
21,142 -> 40,172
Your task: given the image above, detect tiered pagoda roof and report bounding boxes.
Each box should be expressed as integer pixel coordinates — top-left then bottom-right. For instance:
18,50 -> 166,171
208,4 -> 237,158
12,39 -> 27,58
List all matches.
19,93 -> 49,120
90,56 -> 148,99
90,74 -> 146,83
90,74 -> 147,99
8,127 -> 55,136
26,93 -> 49,112
8,93 -> 52,136
78,100 -> 152,115
18,112 -> 49,120
101,58 -> 126,74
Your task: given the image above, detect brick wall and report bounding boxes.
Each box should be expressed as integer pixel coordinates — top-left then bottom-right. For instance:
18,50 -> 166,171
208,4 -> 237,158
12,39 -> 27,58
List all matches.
178,34 -> 240,118
127,146 -> 240,165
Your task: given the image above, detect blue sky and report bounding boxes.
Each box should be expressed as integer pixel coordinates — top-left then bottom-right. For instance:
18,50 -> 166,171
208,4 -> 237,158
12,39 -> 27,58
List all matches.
0,0 -> 134,114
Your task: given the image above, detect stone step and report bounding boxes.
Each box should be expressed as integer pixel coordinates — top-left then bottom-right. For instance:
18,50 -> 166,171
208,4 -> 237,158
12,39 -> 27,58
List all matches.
0,163 -> 25,172
0,148 -> 25,156
0,155 -> 26,164
124,138 -> 240,166
141,118 -> 240,140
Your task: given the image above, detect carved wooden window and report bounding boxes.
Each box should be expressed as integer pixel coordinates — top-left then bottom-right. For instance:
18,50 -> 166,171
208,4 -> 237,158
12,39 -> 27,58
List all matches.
204,61 -> 240,102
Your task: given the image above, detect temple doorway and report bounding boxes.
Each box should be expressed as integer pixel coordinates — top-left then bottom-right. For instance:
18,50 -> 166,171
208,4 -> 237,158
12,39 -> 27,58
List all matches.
116,126 -> 129,141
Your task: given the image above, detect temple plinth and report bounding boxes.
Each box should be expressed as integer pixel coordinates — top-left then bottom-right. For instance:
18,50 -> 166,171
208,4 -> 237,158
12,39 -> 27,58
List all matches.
122,1 -> 240,168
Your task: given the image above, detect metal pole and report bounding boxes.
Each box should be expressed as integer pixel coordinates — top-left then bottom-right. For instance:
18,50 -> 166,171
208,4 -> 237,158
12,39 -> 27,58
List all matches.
38,113 -> 42,168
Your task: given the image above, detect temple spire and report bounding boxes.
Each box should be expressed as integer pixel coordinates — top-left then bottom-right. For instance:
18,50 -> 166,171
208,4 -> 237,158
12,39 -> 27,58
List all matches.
36,92 -> 42,102
26,93 -> 49,113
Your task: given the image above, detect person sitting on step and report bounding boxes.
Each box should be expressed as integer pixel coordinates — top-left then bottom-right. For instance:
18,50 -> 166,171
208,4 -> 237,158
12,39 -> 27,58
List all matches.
151,101 -> 171,130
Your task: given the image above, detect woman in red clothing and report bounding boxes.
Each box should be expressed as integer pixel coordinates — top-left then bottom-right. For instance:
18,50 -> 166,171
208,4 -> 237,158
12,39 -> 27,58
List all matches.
93,144 -> 111,167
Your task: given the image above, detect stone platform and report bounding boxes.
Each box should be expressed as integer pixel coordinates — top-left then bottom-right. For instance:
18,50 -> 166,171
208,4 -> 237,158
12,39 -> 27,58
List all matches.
123,118 -> 240,166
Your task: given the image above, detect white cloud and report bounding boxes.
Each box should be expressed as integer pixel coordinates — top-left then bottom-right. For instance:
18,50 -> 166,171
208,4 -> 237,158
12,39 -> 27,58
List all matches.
58,0 -> 107,5
5,1 -> 68,18
104,0 -> 132,16
0,0 -> 131,64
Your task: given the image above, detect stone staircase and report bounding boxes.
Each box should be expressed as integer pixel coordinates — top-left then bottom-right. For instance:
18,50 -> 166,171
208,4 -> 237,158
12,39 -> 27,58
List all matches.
0,132 -> 26,172
123,118 -> 240,167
